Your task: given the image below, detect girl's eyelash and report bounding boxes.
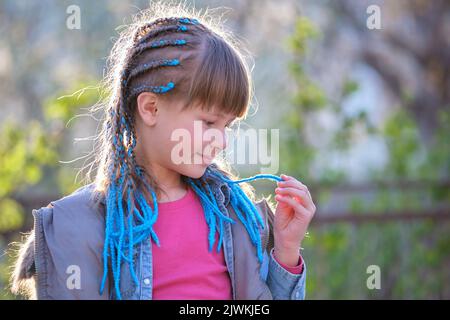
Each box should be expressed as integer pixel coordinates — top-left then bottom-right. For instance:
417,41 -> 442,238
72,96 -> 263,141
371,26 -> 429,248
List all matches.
203,119 -> 235,129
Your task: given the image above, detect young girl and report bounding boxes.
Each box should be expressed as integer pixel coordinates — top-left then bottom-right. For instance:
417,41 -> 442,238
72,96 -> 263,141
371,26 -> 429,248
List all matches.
11,4 -> 316,300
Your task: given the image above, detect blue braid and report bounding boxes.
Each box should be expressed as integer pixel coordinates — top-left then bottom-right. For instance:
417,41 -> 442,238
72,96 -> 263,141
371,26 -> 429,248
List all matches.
127,81 -> 175,102
100,165 -> 281,299
218,173 -> 283,184
150,39 -> 187,48
205,183 -> 220,251
185,178 -> 235,223
135,17 -> 199,46
126,186 -> 139,285
100,107 -> 162,299
115,168 -> 126,293
202,168 -> 282,279
178,18 -> 199,25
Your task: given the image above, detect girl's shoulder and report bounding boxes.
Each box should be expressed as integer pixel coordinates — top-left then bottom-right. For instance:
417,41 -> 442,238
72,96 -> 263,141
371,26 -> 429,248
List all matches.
10,183 -> 106,299
50,183 -> 104,210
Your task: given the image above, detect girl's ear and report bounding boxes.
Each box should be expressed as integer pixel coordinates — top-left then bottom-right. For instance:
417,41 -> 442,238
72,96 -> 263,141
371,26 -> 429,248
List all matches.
136,92 -> 159,126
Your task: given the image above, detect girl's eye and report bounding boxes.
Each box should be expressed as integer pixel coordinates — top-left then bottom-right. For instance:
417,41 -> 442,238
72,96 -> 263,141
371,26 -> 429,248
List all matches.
203,119 -> 234,129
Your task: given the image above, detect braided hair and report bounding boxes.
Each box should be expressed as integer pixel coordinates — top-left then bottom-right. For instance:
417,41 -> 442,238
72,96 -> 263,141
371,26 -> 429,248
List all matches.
92,10 -> 276,299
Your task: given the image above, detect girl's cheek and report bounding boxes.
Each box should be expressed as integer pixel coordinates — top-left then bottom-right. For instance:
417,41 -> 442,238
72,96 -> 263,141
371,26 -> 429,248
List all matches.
173,119 -> 226,157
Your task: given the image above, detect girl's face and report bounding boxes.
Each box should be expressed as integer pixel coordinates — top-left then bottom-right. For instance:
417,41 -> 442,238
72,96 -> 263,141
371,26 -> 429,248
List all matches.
134,93 -> 237,179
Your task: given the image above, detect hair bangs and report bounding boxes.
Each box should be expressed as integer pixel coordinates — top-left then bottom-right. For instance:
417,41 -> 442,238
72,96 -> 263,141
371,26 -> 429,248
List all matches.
184,35 -> 251,118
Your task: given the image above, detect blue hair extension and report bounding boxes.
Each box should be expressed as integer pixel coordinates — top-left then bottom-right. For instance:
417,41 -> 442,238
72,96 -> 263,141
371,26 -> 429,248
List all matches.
100,107 -> 164,299
127,81 -> 175,103
205,183 -> 222,251
202,167 -> 282,279
126,185 -> 139,285
132,39 -> 187,57
100,171 -> 162,299
101,163 -> 282,298
135,17 -> 199,46
219,174 -> 282,184
202,182 -> 218,251
133,17 -> 195,43
184,178 -> 235,224
182,168 -> 282,281
125,59 -> 180,84
178,18 -> 200,25
150,39 -> 187,48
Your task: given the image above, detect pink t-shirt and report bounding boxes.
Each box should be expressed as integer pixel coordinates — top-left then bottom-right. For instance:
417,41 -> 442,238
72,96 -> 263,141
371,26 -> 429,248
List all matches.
151,186 -> 303,300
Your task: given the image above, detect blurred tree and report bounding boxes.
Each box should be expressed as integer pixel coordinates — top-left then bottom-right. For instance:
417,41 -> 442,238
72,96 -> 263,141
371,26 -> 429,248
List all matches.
0,81 -> 98,299
334,0 -> 450,142
283,6 -> 449,299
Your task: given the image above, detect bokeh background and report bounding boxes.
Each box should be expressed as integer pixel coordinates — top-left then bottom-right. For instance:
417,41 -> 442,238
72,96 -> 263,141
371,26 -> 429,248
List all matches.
0,0 -> 449,299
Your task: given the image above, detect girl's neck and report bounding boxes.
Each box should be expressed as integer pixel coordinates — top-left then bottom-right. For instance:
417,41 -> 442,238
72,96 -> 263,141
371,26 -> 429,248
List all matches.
134,147 -> 187,203
158,183 -> 188,203
146,163 -> 187,203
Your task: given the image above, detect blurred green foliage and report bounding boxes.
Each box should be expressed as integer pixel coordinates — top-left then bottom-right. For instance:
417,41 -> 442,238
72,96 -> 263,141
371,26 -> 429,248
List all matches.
0,82 -> 98,299
284,16 -> 450,299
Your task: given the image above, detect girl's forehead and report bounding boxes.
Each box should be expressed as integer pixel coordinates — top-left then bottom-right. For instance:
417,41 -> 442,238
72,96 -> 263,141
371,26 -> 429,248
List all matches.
179,95 -> 245,119
187,102 -> 235,118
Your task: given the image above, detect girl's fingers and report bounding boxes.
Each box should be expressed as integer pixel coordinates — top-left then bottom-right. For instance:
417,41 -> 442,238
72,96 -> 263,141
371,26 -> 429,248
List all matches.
275,194 -> 310,218
278,175 -> 313,200
275,187 -> 315,212
280,175 -> 306,189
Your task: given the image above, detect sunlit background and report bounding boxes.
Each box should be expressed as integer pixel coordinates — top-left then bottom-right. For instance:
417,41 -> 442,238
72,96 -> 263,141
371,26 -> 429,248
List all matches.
0,0 -> 449,299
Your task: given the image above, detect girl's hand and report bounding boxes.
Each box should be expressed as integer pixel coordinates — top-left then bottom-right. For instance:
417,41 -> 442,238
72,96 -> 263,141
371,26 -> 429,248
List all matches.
273,174 -> 316,266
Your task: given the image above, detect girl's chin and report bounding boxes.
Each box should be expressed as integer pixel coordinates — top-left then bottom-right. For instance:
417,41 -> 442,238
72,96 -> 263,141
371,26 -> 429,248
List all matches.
180,164 -> 209,179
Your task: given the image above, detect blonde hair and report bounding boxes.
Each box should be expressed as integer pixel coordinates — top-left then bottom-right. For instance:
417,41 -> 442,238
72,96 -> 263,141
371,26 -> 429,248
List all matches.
84,1 -> 256,201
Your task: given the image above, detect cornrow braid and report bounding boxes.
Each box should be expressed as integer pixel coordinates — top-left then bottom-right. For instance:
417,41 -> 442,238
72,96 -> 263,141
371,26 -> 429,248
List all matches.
135,17 -> 200,47
125,58 -> 180,85
126,81 -> 175,102
130,39 -> 187,58
118,18 -> 200,100
133,17 -> 199,42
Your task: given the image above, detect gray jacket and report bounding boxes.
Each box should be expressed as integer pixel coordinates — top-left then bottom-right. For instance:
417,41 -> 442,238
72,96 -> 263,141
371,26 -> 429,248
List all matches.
13,166 -> 306,300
